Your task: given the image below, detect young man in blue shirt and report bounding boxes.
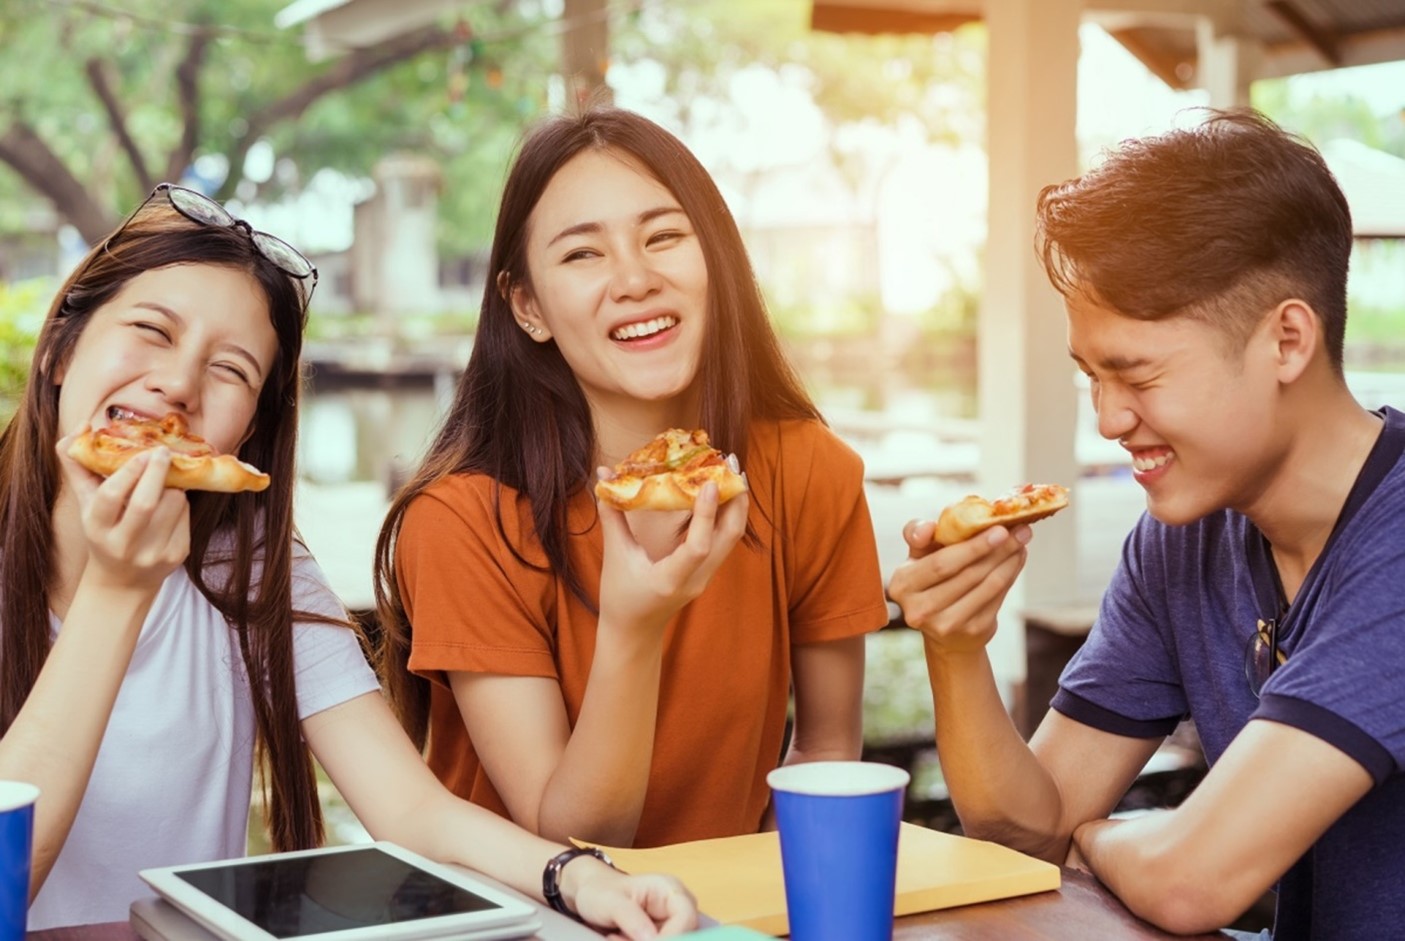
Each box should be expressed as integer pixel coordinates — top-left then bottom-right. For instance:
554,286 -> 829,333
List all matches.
889,109 -> 1405,940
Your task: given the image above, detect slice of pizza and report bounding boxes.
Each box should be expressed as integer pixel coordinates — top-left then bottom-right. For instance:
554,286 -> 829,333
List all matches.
67,412 -> 270,493
933,483 -> 1070,545
594,428 -> 745,511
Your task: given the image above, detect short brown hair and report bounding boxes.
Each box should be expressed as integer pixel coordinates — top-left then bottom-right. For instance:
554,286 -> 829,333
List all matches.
1036,109 -> 1353,370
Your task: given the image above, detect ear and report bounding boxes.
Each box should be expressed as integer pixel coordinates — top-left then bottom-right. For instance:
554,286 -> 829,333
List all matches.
504,280 -> 553,343
1266,298 -> 1318,385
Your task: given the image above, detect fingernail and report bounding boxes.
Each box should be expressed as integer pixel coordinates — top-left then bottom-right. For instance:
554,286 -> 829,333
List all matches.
740,470 -> 749,490
986,527 -> 1008,546
1015,526 -> 1033,544
726,453 -> 740,473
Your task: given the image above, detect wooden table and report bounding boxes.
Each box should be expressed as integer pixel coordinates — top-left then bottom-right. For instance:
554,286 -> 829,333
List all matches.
892,868 -> 1223,938
28,870 -> 1225,941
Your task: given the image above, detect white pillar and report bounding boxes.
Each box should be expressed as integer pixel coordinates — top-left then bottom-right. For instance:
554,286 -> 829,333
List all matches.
1196,19 -> 1261,108
372,153 -> 443,319
979,0 -> 1084,698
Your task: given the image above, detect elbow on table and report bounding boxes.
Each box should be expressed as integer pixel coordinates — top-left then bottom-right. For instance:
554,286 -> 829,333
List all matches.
1128,855 -> 1254,935
958,815 -> 1069,865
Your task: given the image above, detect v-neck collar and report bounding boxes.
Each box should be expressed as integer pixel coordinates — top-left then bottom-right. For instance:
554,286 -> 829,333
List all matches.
1244,407 -> 1405,644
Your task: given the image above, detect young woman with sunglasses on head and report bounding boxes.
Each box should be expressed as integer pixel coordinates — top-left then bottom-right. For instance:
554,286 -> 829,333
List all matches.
374,108 -> 889,849
0,185 -> 695,936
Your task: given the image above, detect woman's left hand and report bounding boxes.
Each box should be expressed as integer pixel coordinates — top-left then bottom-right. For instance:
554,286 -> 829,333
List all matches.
570,861 -> 698,939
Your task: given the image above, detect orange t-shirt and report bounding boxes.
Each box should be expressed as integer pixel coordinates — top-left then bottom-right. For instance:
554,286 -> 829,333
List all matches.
396,418 -> 888,846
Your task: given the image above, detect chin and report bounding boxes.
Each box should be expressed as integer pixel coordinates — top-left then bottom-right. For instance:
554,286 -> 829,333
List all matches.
1143,496 -> 1218,528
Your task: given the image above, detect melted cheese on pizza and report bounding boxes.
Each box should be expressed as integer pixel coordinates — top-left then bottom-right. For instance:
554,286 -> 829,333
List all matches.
98,413 -> 217,457
615,428 -> 720,478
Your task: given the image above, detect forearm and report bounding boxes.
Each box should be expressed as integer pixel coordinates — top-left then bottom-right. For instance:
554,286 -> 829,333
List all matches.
782,635 -> 866,766
536,624 -> 665,845
0,579 -> 155,896
925,641 -> 1067,859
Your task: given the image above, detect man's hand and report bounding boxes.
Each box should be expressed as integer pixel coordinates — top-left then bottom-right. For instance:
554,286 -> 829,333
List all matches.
888,519 -> 1030,654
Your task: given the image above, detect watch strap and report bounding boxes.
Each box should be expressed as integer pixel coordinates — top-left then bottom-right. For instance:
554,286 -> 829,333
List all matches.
542,846 -> 614,918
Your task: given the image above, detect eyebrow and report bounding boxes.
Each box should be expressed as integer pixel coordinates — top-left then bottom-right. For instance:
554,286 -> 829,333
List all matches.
1068,349 -> 1156,373
136,302 -> 266,380
545,206 -> 687,248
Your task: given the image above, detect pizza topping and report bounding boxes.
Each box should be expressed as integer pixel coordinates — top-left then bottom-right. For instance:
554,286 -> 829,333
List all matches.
990,483 -> 1065,516
932,482 -> 1070,545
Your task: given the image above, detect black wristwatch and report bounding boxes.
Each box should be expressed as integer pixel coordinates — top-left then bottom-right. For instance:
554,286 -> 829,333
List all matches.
542,846 -> 615,919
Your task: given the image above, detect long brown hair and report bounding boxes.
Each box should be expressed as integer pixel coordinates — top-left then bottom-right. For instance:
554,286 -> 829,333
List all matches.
375,107 -> 820,745
0,197 -> 325,851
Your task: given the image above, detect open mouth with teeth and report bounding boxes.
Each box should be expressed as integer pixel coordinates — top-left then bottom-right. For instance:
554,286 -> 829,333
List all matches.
106,405 -> 150,425
611,315 -> 678,342
1131,449 -> 1175,472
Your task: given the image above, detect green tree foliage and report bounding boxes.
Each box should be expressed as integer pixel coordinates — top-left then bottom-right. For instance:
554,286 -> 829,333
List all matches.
0,0 -> 556,254
1,0 -> 986,259
1254,78 -> 1405,157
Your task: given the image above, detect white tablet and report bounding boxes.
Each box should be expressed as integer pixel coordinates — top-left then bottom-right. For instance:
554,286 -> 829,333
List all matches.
138,842 -> 542,941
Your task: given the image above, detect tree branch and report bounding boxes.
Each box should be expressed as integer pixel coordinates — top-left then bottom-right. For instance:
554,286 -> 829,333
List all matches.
216,24 -> 455,201
164,28 -> 214,185
83,57 -> 154,193
0,122 -> 117,243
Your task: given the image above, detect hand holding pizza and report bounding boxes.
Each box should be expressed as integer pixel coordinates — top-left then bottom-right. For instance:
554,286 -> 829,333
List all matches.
888,483 -> 1068,655
595,475 -> 749,637
56,426 -> 191,593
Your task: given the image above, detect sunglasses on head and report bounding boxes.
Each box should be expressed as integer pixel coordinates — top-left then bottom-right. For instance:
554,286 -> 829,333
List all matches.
109,183 -> 318,309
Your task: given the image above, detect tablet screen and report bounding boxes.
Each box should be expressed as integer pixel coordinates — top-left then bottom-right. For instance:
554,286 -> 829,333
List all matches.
172,846 -> 501,939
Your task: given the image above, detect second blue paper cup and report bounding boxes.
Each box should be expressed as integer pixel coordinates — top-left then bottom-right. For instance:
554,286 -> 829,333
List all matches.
0,781 -> 40,941
766,761 -> 909,941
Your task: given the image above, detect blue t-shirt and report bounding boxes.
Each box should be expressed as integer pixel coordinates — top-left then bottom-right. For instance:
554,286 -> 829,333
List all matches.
1052,406 -> 1405,941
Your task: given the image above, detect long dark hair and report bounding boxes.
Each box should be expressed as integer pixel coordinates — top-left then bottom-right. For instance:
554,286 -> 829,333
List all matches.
0,197 -> 326,852
1035,108 -> 1353,370
375,107 -> 819,745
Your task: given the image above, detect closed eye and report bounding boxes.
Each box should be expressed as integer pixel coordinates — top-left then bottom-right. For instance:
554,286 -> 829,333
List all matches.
212,362 -> 252,385
134,321 -> 171,341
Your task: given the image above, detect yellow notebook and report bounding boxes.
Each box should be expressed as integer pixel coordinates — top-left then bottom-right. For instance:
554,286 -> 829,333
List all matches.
584,822 -> 1060,936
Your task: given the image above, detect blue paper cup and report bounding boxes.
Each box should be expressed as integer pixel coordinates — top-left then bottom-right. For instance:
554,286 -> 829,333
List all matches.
0,781 -> 39,941
766,761 -> 909,941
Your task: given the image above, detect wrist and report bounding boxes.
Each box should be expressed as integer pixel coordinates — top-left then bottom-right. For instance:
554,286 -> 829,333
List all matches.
542,847 -> 615,919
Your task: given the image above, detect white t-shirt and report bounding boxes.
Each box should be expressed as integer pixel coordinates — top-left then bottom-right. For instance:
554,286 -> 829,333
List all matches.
27,543 -> 380,930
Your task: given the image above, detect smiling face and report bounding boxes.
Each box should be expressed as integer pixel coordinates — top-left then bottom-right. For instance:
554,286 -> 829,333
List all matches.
509,147 -> 709,421
56,263 -> 278,457
1066,291 -> 1290,525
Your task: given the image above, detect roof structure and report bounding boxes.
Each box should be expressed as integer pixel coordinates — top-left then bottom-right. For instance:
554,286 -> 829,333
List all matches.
812,0 -> 1405,86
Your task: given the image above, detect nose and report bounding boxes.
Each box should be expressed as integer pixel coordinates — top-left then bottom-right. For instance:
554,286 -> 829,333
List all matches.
1094,383 -> 1137,442
608,247 -> 661,302
145,352 -> 201,414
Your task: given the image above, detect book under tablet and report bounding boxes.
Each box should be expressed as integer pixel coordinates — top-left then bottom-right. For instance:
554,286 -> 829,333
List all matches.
138,843 -> 542,941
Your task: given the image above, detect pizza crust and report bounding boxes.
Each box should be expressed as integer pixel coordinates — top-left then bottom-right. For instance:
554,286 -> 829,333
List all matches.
594,428 -> 745,512
933,484 -> 1069,545
595,465 -> 746,511
67,414 -> 270,494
